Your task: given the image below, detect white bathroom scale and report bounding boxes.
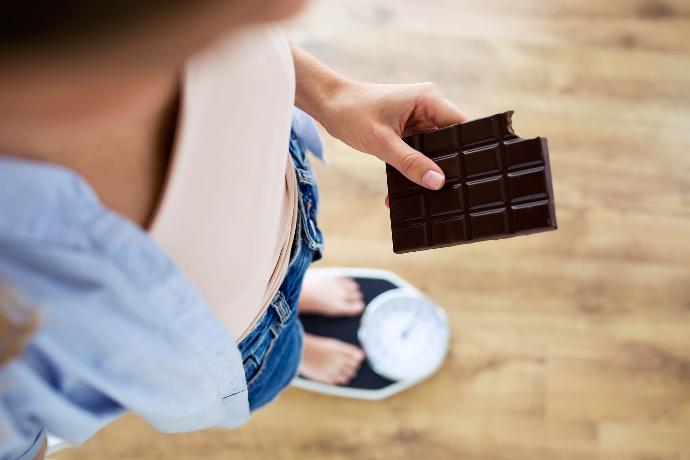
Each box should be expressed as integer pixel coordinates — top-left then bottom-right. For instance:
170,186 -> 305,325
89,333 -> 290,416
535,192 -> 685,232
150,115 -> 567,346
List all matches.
292,267 -> 450,400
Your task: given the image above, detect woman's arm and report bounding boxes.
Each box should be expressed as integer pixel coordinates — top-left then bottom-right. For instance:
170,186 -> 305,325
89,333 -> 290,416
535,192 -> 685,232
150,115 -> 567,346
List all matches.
291,43 -> 467,191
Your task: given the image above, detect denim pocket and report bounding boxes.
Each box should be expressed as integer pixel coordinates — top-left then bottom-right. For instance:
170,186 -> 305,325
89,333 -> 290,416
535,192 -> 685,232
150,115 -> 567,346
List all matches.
241,291 -> 292,386
243,327 -> 278,386
246,318 -> 303,411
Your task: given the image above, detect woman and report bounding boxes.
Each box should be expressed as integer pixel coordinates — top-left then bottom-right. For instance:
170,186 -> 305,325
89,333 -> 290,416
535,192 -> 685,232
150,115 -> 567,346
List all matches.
0,1 -> 466,458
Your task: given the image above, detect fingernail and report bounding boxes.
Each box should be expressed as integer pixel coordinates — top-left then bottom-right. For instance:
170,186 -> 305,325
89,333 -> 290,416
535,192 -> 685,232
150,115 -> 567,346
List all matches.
422,170 -> 445,190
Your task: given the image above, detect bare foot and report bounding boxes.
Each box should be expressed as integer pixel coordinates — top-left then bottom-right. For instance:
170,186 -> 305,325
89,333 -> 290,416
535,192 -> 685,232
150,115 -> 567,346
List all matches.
298,273 -> 365,316
299,333 -> 365,385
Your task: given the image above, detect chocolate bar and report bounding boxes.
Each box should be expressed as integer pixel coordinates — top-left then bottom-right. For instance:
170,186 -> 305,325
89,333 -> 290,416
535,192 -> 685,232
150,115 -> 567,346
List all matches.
386,111 -> 557,253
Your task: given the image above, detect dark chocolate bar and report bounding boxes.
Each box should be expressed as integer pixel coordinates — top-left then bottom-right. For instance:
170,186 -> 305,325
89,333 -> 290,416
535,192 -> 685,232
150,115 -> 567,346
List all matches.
386,111 -> 557,253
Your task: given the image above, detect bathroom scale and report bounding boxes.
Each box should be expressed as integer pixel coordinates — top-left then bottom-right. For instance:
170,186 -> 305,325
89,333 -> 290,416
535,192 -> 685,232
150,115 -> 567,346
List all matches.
292,267 -> 450,400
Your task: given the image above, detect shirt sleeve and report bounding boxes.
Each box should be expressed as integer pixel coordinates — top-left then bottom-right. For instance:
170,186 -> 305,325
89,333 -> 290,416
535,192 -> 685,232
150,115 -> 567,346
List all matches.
0,214 -> 249,460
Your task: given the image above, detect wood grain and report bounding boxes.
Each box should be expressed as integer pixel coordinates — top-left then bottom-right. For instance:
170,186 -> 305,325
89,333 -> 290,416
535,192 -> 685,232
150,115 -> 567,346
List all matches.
56,0 -> 690,459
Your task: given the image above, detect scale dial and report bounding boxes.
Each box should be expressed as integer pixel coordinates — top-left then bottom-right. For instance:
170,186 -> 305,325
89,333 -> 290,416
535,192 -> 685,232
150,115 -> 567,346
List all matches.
358,288 -> 450,381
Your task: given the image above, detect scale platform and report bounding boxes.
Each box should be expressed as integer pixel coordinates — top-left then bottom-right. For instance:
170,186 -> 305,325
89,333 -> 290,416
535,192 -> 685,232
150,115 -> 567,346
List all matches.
292,267 -> 450,400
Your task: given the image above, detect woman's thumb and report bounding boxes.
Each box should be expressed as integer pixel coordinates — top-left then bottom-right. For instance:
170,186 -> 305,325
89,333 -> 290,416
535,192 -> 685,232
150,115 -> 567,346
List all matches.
382,135 -> 445,190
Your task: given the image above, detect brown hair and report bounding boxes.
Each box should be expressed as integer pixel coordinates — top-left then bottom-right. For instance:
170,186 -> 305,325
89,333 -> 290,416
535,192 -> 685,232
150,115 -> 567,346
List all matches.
0,285 -> 38,366
1,0 -> 194,52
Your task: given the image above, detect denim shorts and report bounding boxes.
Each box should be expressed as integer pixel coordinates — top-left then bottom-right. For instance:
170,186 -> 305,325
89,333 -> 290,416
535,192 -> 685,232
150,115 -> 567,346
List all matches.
237,130 -> 324,411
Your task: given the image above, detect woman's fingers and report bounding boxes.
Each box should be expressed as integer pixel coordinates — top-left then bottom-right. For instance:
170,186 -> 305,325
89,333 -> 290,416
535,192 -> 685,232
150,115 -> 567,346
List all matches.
417,82 -> 467,128
380,85 -> 467,190
376,130 -> 445,190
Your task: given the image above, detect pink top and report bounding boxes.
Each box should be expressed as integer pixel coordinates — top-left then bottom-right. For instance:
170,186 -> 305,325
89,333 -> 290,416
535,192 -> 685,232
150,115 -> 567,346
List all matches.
149,26 -> 298,341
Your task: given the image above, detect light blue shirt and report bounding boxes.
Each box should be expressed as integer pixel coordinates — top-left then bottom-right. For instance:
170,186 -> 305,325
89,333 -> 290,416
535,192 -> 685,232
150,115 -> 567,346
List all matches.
292,108 -> 325,162
0,156 -> 250,459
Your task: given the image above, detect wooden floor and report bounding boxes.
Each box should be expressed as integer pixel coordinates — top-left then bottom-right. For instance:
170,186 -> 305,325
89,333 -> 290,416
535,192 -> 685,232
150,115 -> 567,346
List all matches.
57,0 -> 690,459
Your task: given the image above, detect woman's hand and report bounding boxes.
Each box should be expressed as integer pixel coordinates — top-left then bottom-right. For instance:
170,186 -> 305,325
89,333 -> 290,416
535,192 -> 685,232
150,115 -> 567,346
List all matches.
319,80 -> 467,190
291,44 -> 467,191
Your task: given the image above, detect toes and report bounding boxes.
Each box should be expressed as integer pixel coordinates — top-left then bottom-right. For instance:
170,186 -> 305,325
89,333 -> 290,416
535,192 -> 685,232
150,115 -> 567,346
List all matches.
344,345 -> 365,362
351,300 -> 366,312
345,291 -> 364,304
344,289 -> 364,302
346,352 -> 364,366
329,340 -> 365,363
342,351 -> 362,368
300,336 -> 366,386
335,374 -> 351,385
342,278 -> 360,290
348,354 -> 365,371
337,360 -> 362,385
301,275 -> 364,317
325,357 -> 362,385
344,282 -> 361,292
345,359 -> 362,376
332,364 -> 357,385
324,374 -> 344,385
333,369 -> 352,385
327,297 -> 364,317
344,284 -> 364,304
340,299 -> 365,315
